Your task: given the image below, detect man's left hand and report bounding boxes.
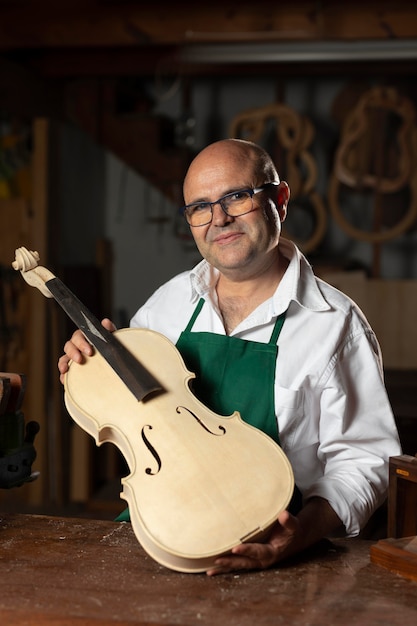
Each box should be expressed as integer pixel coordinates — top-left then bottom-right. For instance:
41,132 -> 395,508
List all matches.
206,510 -> 300,576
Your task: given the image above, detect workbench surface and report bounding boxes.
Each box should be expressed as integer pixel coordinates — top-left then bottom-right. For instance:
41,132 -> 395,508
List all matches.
1,513 -> 416,625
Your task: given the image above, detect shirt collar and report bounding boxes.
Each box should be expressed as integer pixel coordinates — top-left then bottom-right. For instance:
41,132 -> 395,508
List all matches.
189,238 -> 330,313
190,259 -> 218,301
274,238 -> 330,314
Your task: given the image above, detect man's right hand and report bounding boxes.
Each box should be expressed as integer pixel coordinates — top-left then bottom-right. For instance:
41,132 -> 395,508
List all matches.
58,318 -> 116,384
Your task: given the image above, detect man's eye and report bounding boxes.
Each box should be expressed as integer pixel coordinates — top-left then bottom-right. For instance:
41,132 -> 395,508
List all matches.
192,203 -> 210,212
229,191 -> 247,202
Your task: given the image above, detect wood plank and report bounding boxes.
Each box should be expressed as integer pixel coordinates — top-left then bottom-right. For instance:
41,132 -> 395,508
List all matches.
27,119 -> 69,508
0,2 -> 416,49
370,537 -> 417,583
0,199 -> 32,390
321,272 -> 417,369
1,513 -> 417,625
0,199 -> 31,263
23,119 -> 50,507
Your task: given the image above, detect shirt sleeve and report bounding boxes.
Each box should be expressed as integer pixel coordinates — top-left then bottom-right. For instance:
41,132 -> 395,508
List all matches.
303,329 -> 402,537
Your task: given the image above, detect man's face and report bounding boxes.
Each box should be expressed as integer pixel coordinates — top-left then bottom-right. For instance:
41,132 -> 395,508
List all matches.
183,145 -> 287,281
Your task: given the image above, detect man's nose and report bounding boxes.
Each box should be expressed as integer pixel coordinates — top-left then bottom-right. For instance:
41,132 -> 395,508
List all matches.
211,201 -> 233,225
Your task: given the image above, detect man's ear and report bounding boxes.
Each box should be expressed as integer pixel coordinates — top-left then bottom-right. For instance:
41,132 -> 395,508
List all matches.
276,181 -> 290,221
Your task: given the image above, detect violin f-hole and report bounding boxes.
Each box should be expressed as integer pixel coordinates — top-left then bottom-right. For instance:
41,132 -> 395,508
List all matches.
176,405 -> 226,436
141,425 -> 162,475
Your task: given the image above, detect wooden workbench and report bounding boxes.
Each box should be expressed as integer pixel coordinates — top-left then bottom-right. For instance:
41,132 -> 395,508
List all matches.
1,513 -> 416,625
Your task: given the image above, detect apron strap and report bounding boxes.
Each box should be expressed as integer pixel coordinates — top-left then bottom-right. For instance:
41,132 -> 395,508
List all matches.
184,297 -> 205,332
269,310 -> 287,345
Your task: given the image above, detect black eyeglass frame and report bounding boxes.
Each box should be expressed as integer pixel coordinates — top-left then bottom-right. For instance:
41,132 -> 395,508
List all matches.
180,182 -> 279,227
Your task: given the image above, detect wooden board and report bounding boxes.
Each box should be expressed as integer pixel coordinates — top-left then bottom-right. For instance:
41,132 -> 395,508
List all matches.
0,198 -> 31,264
321,271 -> 417,369
0,198 -> 31,376
370,536 -> 417,582
2,514 -> 417,625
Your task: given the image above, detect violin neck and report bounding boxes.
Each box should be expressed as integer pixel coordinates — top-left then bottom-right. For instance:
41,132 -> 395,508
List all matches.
46,277 -> 162,402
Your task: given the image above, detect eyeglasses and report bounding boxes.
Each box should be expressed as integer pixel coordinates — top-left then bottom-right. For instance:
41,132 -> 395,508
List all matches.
181,182 -> 279,227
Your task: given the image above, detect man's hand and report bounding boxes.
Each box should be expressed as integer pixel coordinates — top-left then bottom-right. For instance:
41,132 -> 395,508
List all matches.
206,510 -> 299,576
58,318 -> 116,384
206,497 -> 342,576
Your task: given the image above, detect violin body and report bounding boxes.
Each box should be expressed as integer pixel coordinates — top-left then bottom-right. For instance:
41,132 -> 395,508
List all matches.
12,246 -> 294,573
65,327 -> 294,573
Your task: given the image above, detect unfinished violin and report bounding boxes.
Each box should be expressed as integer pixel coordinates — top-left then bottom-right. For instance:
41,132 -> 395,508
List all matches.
12,246 -> 294,573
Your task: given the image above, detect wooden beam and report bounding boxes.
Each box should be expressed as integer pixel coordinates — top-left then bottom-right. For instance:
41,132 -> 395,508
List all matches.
10,46 -> 179,79
0,2 -> 416,50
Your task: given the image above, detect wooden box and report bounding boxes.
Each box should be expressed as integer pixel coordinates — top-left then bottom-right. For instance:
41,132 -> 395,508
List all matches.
387,454 -> 417,538
370,455 -> 417,581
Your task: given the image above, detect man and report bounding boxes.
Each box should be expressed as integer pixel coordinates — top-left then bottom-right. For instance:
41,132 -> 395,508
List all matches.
59,138 -> 401,575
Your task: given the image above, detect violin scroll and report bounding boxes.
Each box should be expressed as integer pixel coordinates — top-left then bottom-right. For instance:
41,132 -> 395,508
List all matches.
12,247 -> 55,298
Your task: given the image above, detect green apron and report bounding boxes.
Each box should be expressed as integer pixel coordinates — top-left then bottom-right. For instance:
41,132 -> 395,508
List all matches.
116,297 -> 300,522
176,297 -> 284,444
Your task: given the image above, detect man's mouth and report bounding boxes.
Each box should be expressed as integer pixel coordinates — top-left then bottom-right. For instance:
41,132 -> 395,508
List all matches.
211,231 -> 243,245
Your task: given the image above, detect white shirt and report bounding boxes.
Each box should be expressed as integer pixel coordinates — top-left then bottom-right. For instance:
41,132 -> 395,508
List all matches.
131,238 -> 402,536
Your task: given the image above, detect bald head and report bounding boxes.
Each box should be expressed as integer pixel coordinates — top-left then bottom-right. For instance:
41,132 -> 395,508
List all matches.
180,138 -> 290,283
183,139 -> 280,201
